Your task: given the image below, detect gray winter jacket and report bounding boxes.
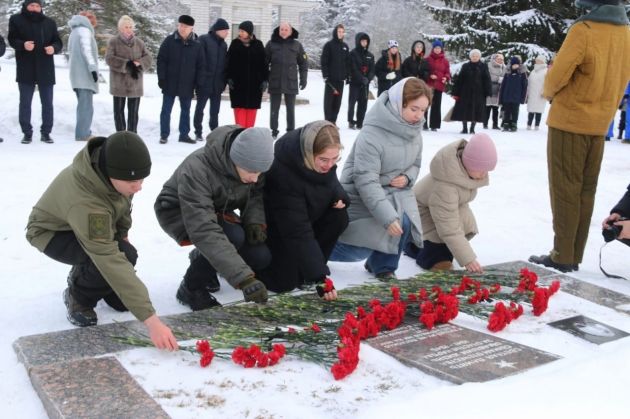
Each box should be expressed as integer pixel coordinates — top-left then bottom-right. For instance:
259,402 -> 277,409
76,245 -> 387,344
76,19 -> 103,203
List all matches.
154,125 -> 267,288
105,34 -> 152,97
68,15 -> 98,92
486,57 -> 505,106
413,140 -> 489,266
338,79 -> 423,254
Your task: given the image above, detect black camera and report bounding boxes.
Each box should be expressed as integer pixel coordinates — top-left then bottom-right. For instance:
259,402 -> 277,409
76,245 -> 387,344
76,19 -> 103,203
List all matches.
603,217 -> 627,243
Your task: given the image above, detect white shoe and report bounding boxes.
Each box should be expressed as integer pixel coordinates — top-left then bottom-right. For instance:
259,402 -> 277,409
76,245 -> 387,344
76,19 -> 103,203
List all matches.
526,126 -> 532,130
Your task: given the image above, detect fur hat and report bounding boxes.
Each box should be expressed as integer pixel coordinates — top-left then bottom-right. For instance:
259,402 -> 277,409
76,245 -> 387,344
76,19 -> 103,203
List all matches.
178,15 -> 195,26
462,133 -> 497,173
104,132 -> 152,180
239,20 -> 254,36
211,18 -> 229,31
387,40 -> 399,49
432,39 -> 444,49
230,127 -> 274,173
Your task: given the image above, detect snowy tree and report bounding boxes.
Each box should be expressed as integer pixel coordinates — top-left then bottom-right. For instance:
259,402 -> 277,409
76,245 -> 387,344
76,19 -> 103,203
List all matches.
424,0 -> 581,66
5,0 -> 186,64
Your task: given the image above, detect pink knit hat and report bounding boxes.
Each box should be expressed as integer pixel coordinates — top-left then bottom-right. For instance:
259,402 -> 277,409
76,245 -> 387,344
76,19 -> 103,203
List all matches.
462,133 -> 497,172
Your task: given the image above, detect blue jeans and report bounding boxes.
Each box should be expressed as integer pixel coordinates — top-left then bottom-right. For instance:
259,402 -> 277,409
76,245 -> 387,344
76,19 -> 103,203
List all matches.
330,214 -> 412,274
160,94 -> 192,139
74,89 -> 94,140
19,83 -> 54,136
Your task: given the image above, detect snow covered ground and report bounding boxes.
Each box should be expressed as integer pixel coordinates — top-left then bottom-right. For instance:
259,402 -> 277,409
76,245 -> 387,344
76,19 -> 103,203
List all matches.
1,55 -> 629,418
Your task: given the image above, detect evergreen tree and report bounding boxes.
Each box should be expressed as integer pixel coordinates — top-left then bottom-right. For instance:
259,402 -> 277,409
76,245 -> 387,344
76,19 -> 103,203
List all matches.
424,0 -> 581,65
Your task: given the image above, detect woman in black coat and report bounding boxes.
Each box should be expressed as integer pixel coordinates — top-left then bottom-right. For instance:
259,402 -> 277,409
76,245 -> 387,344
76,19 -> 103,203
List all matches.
402,40 -> 431,128
226,21 -> 268,128
259,121 -> 349,297
451,49 -> 492,134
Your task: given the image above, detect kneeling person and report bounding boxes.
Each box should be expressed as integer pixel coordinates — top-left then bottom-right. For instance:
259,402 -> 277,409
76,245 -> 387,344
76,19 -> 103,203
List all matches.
155,126 -> 274,309
26,132 -> 178,351
406,133 -> 497,273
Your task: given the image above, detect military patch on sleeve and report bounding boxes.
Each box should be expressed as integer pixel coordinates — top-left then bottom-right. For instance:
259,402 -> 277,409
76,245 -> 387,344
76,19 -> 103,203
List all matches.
89,213 -> 111,241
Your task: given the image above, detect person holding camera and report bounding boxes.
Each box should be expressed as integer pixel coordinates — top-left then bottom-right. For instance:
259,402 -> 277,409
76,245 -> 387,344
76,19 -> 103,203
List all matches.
602,183 -> 630,243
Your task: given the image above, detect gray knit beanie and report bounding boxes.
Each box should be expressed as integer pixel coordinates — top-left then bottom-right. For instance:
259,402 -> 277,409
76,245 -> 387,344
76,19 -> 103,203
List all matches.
229,127 -> 274,173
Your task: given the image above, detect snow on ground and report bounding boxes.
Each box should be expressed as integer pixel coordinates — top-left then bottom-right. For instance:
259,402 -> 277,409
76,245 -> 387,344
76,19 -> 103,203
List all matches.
1,55 -> 629,418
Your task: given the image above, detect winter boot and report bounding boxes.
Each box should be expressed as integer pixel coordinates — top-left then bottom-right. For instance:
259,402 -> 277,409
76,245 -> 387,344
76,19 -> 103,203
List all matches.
348,122 -> 356,130
195,133 -> 204,142
271,130 -> 279,139
528,254 -> 575,273
63,288 -> 97,327
178,136 -> 196,144
176,280 -> 221,311
41,133 -> 54,144
21,134 -> 32,144
430,261 -> 453,272
469,123 -> 476,134
159,137 -> 168,144
510,123 -> 518,132
185,248 -> 221,292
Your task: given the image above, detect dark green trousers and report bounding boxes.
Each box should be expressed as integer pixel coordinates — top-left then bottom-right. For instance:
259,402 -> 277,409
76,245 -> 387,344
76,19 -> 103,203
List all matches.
547,127 -> 605,264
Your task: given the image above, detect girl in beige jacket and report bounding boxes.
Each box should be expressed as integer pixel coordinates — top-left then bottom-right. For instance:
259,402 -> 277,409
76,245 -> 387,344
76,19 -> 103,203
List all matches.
406,133 -> 497,272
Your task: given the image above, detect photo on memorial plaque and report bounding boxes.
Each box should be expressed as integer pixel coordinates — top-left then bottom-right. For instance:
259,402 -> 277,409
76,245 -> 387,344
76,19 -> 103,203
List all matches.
548,315 -> 629,345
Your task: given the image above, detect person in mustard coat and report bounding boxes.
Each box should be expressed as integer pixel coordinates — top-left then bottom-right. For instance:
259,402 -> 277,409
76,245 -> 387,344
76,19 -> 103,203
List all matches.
530,0 -> 630,272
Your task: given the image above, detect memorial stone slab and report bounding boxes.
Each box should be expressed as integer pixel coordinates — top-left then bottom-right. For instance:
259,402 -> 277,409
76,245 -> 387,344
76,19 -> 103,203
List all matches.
487,261 -> 630,315
368,322 -> 560,384
29,356 -> 168,419
548,315 -> 630,345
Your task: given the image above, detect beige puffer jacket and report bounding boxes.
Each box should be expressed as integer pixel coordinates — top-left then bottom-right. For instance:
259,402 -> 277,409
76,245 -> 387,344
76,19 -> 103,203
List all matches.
413,140 -> 489,266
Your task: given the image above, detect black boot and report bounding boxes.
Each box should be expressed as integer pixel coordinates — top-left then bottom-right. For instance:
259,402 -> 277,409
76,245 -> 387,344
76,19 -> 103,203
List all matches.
41,133 -> 54,144
528,254 -> 575,273
185,248 -> 220,292
470,122 -> 476,134
63,288 -> 97,327
21,134 -> 33,144
460,122 -> 468,134
176,280 -> 221,311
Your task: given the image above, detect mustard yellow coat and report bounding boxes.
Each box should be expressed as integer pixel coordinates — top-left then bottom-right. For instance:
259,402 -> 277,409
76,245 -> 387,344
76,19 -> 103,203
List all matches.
544,21 -> 630,135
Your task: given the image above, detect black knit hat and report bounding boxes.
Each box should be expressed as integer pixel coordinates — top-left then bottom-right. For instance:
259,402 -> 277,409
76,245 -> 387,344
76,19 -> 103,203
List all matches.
178,14 -> 195,26
105,132 -> 151,180
239,20 -> 254,36
24,0 -> 42,6
211,18 -> 229,31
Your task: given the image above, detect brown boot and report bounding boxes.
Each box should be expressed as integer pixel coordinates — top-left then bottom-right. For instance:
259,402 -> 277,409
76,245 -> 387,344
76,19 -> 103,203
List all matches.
430,261 -> 453,271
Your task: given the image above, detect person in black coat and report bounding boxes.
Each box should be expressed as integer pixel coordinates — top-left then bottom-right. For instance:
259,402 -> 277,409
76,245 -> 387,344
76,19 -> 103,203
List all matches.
193,18 -> 229,140
499,56 -> 528,132
259,121 -> 349,296
451,49 -> 492,134
402,40 -> 431,128
157,15 -> 205,144
375,40 -> 403,96
8,0 -> 62,144
602,183 -> 630,245
347,32 -> 375,130
225,21 -> 268,128
265,22 -> 308,138
321,24 -> 350,124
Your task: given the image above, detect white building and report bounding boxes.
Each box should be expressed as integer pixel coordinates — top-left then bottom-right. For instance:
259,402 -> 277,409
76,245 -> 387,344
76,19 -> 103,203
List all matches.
180,0 -> 317,43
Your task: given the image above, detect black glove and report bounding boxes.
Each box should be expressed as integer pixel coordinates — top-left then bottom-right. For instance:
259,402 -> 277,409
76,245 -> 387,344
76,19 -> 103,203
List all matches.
361,77 -> 369,86
245,224 -> 267,245
158,79 -> 164,89
227,78 -> 235,90
91,71 -> 98,83
300,79 -> 307,90
260,81 -> 268,92
240,276 -> 268,303
126,60 -> 139,80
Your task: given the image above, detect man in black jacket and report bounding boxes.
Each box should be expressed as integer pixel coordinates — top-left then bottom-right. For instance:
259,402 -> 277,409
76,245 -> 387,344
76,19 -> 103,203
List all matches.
320,24 -> 350,124
193,18 -> 229,141
8,0 -> 62,144
157,15 -> 205,144
348,32 -> 374,130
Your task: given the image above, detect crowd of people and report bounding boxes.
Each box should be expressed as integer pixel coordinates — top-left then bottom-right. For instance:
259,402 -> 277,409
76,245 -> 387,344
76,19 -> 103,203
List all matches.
2,0 -> 628,352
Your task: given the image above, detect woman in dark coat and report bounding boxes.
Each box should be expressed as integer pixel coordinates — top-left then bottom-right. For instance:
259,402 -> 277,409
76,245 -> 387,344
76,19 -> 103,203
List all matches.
259,120 -> 348,297
375,40 -> 403,96
451,49 -> 492,134
402,40 -> 431,128
226,20 -> 268,128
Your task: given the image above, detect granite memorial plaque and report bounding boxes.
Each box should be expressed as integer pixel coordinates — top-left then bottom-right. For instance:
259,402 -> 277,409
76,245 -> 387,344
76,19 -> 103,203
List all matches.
367,323 -> 560,384
548,315 -> 630,345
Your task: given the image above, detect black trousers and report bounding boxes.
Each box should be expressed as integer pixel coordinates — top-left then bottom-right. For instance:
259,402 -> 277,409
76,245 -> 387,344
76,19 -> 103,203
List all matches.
184,220 -> 272,290
193,92 -> 222,135
259,208 -> 348,293
485,105 -> 499,127
113,96 -> 140,133
428,90 -> 443,129
405,240 -> 453,270
527,112 -> 542,127
269,93 -> 296,134
503,103 -> 520,125
323,80 -> 344,124
43,231 -> 136,308
347,84 -> 368,126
